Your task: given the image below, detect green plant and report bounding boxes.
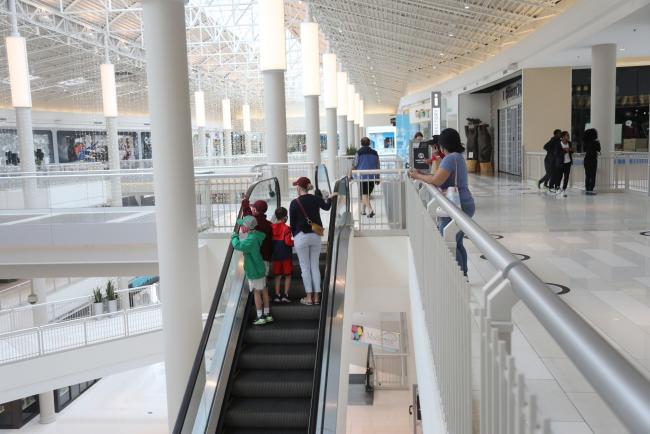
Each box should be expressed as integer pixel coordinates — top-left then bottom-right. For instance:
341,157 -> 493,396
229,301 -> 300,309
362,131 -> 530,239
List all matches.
106,280 -> 117,301
345,146 -> 357,156
93,287 -> 103,303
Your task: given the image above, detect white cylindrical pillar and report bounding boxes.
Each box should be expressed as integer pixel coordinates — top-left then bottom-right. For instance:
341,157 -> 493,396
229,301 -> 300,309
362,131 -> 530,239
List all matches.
347,120 -> 355,148
305,95 -> 321,165
106,117 -> 122,207
242,104 -> 252,154
194,90 -> 207,158
264,70 -> 289,187
224,130 -> 232,157
16,108 -> 37,208
338,115 -> 348,157
259,0 -> 288,187
38,391 -> 56,424
301,21 -> 321,166
323,53 -> 338,175
326,108 -> 338,178
591,44 -> 617,190
142,0 -> 204,427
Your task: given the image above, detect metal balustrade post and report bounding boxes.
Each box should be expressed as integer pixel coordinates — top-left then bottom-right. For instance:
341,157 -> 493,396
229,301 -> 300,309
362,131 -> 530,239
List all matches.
516,374 -> 526,434
83,320 -> 88,345
507,356 -> 516,434
527,395 -> 538,434
483,273 -> 517,352
499,341 -> 508,432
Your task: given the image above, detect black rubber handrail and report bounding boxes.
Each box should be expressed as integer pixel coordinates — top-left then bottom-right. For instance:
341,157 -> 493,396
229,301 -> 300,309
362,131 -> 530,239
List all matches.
172,177 -> 281,434
308,173 -> 349,434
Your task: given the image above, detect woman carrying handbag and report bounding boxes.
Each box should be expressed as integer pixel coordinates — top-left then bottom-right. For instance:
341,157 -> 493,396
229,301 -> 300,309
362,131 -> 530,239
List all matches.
289,176 -> 337,305
408,128 -> 476,277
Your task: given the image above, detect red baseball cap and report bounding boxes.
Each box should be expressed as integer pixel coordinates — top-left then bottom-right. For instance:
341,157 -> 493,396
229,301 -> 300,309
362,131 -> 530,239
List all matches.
293,177 -> 312,190
252,200 -> 268,214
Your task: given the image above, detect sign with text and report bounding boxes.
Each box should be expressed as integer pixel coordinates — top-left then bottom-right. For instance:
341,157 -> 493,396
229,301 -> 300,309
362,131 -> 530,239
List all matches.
431,91 -> 442,135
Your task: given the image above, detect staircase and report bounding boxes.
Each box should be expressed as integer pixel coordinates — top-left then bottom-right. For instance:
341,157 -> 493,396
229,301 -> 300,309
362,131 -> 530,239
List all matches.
220,251 -> 327,434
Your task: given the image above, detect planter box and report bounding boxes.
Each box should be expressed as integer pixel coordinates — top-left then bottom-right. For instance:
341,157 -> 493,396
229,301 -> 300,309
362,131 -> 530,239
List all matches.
107,300 -> 118,313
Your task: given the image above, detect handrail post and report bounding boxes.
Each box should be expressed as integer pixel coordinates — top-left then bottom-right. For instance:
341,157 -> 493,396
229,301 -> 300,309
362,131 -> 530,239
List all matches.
483,272 -> 516,353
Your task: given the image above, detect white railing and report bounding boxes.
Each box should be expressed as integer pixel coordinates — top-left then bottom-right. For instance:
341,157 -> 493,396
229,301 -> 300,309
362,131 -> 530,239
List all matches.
411,179 -> 650,434
406,180 -> 472,434
374,353 -> 409,390
525,151 -> 649,193
350,169 -> 407,233
0,285 -> 159,335
250,162 -> 315,200
0,303 -> 162,365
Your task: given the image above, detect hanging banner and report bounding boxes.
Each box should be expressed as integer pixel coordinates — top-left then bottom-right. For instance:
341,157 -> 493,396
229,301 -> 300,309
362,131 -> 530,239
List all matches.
431,91 -> 442,135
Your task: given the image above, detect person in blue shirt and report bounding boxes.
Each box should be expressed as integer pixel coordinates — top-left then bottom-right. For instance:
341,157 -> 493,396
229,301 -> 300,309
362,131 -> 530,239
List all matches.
351,137 -> 380,218
408,128 -> 475,276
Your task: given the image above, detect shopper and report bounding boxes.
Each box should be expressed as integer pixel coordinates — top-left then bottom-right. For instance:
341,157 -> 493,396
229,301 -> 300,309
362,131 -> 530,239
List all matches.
271,207 -> 294,303
551,131 -> 574,197
351,137 -> 380,218
538,129 -> 561,189
241,198 -> 273,271
231,216 -> 273,326
289,177 -> 336,305
583,128 -> 601,195
408,128 -> 475,276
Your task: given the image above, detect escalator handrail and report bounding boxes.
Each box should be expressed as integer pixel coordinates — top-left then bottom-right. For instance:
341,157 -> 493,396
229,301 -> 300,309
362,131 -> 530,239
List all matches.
172,177 -> 281,434
308,174 -> 349,434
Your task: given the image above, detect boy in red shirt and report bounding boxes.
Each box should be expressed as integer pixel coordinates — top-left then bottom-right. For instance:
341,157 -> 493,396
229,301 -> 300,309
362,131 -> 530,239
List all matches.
271,207 -> 293,303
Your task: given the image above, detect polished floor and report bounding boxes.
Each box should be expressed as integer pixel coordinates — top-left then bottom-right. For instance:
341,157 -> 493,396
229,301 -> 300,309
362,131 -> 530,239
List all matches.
466,174 -> 650,434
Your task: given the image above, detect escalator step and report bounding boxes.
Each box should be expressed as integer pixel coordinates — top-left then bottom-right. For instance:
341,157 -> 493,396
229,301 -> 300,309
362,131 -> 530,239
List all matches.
250,304 -> 320,321
232,370 -> 313,398
244,321 -> 318,345
239,344 -> 316,370
224,398 -> 310,429
226,430 -> 306,434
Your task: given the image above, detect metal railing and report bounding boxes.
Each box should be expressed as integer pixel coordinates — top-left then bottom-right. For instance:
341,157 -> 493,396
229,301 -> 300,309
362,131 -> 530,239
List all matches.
406,181 -> 472,434
0,284 -> 159,335
0,302 -> 162,365
524,151 -> 649,194
409,179 -> 650,434
336,154 -> 405,179
350,169 -> 407,233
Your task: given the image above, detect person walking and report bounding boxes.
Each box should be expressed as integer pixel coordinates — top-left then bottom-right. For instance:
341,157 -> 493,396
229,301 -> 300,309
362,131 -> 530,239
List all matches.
538,129 -> 562,189
408,128 -> 475,277
551,131 -> 574,197
289,177 -> 336,305
351,137 -> 380,218
583,128 -> 601,195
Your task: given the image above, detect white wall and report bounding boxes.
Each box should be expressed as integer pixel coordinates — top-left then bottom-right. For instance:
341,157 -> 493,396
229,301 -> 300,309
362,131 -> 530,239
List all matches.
198,238 -> 230,313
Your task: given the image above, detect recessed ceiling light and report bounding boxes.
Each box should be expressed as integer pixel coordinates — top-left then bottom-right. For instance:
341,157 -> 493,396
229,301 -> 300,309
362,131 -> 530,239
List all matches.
439,53 -> 444,56
619,48 -> 626,51
448,33 -> 454,37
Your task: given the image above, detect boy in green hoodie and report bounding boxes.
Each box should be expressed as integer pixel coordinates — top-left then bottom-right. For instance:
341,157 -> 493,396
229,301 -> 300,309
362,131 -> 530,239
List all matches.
231,215 -> 274,325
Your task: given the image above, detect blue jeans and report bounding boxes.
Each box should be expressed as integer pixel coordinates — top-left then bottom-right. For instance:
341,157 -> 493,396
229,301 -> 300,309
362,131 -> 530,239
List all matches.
438,201 -> 476,276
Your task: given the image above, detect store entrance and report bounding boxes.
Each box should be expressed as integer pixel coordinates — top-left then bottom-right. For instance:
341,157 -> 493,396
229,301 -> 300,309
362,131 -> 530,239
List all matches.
497,103 -> 522,176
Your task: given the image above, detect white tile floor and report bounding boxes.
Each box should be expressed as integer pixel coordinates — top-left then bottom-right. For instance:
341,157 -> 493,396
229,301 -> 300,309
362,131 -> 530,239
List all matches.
16,363 -> 168,434
466,174 -> 650,434
346,390 -> 413,434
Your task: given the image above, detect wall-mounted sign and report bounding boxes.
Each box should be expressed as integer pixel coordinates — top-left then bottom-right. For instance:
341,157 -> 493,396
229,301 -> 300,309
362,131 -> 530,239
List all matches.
502,82 -> 522,102
431,91 -> 442,135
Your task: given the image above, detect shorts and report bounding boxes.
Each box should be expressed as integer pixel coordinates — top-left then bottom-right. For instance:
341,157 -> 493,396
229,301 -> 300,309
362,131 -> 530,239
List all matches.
272,259 -> 293,276
360,180 -> 376,196
248,277 -> 266,292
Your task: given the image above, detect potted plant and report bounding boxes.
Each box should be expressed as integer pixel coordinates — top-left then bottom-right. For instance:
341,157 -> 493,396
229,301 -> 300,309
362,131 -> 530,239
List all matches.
346,146 -> 357,156
106,280 -> 118,313
93,287 -> 104,316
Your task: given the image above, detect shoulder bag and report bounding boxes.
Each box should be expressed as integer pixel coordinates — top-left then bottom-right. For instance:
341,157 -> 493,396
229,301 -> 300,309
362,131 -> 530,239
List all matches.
436,156 -> 461,218
296,197 -> 325,236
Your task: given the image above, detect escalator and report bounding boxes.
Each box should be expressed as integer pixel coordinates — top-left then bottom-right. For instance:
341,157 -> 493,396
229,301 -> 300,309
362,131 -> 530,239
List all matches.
173,165 -> 351,434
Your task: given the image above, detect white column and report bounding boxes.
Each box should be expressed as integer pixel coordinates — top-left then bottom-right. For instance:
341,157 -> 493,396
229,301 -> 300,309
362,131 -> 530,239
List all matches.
194,90 -> 207,158
323,53 -> 338,177
223,130 -> 232,157
347,120 -> 355,148
38,391 -> 56,424
222,98 -> 232,158
260,0 -> 288,188
30,278 -> 56,424
142,0 -> 204,427
301,21 -> 321,166
591,43 -> 617,190
243,104 -> 253,154
6,26 -> 38,207
337,71 -> 349,156
106,117 -> 122,206
347,84 -> 356,148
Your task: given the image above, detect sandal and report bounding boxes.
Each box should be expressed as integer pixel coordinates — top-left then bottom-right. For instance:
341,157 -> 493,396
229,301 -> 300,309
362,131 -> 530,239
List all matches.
300,298 -> 313,305
368,211 -> 375,218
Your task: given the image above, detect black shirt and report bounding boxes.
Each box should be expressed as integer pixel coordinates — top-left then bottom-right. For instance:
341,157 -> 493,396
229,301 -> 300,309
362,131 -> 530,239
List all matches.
289,193 -> 332,236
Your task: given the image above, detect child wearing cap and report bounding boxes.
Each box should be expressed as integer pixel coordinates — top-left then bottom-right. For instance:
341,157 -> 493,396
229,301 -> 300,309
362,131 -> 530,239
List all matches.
242,198 -> 273,275
231,215 -> 273,326
271,207 -> 294,303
